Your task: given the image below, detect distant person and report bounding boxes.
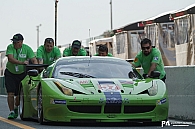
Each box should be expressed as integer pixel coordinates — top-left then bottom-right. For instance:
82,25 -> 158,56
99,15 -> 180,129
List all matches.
132,38 -> 166,82
94,44 -> 113,56
5,33 -> 38,119
63,40 -> 87,56
37,38 -> 61,65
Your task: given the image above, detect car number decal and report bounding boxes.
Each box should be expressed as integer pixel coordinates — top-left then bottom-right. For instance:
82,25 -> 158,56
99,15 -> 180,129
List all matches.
98,84 -> 121,92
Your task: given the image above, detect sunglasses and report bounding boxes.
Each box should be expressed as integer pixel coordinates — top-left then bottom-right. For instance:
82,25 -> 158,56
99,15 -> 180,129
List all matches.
141,46 -> 150,50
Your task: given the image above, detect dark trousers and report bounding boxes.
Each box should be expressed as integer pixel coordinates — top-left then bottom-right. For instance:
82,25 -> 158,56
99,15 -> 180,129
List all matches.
4,69 -> 26,96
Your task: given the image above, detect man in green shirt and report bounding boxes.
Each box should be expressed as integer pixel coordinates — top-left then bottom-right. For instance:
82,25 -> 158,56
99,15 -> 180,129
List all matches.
94,44 -> 113,56
5,33 -> 38,119
63,40 -> 87,56
37,38 -> 61,65
132,38 -> 166,82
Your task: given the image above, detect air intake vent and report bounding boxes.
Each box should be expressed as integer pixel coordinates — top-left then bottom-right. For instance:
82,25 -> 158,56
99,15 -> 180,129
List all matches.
124,105 -> 155,113
104,105 -> 121,113
67,105 -> 101,113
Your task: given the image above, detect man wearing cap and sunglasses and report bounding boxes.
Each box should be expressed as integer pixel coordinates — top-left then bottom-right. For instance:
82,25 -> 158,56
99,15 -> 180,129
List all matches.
37,38 -> 61,65
132,38 -> 166,82
5,33 -> 38,119
63,40 -> 87,56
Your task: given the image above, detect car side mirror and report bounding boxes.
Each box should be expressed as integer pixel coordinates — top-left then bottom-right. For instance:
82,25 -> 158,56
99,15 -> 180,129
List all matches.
128,71 -> 136,78
27,69 -> 39,77
150,71 -> 160,78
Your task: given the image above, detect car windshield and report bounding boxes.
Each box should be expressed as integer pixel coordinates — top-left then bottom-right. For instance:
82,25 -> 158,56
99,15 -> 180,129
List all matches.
53,57 -> 140,79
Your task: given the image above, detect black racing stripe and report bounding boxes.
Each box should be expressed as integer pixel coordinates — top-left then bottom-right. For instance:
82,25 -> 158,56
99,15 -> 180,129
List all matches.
104,92 -> 122,105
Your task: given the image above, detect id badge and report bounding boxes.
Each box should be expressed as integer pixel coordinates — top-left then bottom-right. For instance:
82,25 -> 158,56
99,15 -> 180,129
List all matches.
15,65 -> 19,72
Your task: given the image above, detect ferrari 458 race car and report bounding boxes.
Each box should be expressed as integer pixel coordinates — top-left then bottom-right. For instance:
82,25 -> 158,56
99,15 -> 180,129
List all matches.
19,56 -> 168,124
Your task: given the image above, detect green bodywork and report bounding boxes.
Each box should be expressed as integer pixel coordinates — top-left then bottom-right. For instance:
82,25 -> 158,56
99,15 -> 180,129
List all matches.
20,57 -> 169,123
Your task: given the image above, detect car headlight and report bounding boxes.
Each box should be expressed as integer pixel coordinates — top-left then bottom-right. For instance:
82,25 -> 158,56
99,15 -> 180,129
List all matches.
53,81 -> 73,96
148,81 -> 158,96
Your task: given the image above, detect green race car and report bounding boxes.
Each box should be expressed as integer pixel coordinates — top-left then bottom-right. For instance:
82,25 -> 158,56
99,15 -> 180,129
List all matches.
19,56 -> 168,124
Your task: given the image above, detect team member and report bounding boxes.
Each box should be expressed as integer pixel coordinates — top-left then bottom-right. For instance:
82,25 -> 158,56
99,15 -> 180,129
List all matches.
37,38 -> 61,65
132,38 -> 166,82
94,44 -> 113,56
5,33 -> 38,119
63,40 -> 87,56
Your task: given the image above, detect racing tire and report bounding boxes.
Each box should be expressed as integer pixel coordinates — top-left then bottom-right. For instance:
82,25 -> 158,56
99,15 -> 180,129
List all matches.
19,87 -> 29,121
37,86 -> 45,125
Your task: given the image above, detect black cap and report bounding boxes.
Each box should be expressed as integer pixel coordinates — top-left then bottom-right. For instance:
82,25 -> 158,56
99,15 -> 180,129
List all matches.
44,38 -> 54,44
72,40 -> 81,49
11,33 -> 24,42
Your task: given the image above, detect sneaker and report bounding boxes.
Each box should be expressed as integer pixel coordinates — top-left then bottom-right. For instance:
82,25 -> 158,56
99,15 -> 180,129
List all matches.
8,112 -> 15,119
14,107 -> 18,118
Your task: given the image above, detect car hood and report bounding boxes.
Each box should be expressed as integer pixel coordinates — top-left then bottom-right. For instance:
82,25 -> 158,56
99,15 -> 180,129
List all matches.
53,78 -> 160,95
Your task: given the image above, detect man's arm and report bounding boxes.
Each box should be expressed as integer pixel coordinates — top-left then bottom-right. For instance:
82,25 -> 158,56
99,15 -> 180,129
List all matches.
30,57 -> 38,64
131,57 -> 141,68
37,58 -> 43,64
148,63 -> 157,76
131,63 -> 136,68
55,47 -> 61,59
80,48 -> 87,56
63,48 -> 69,57
148,50 -> 161,76
7,54 -> 28,65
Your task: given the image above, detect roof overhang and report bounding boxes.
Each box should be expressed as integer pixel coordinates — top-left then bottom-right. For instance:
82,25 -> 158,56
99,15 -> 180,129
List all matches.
143,10 -> 176,25
113,21 -> 144,34
170,4 -> 195,19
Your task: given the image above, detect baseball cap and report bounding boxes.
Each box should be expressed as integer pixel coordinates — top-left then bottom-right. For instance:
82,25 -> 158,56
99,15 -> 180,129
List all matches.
10,33 -> 24,43
44,38 -> 54,44
72,40 -> 81,49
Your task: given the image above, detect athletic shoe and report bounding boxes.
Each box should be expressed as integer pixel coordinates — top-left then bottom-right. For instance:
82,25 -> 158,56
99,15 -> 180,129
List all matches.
8,112 -> 15,119
14,107 -> 18,118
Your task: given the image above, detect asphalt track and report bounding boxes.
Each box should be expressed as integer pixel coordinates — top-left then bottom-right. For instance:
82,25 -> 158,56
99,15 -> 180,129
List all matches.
0,95 -> 194,129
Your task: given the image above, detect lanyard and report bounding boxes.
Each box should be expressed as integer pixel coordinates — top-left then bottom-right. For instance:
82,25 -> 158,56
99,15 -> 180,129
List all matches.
16,48 -> 22,60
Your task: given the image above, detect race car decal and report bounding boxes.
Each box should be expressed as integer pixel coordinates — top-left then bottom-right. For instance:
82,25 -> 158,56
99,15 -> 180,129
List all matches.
123,98 -> 130,104
99,98 -> 104,103
156,98 -> 166,105
98,80 -> 121,92
104,92 -> 122,104
119,80 -> 134,84
51,99 -> 66,104
78,80 -> 90,84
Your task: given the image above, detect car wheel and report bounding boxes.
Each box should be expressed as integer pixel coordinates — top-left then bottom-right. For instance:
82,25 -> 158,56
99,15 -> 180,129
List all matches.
19,87 -> 28,121
37,87 -> 45,124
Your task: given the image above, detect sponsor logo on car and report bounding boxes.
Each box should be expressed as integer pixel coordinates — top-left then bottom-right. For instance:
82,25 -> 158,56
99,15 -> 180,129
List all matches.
156,98 -> 166,105
79,80 -> 90,84
104,92 -> 122,104
51,99 -> 66,104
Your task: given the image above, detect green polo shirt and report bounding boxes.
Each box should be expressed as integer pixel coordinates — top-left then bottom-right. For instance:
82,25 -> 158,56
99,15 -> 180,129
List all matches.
94,53 -> 113,57
36,45 -> 61,65
63,47 -> 87,56
132,48 -> 166,79
6,44 -> 35,74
